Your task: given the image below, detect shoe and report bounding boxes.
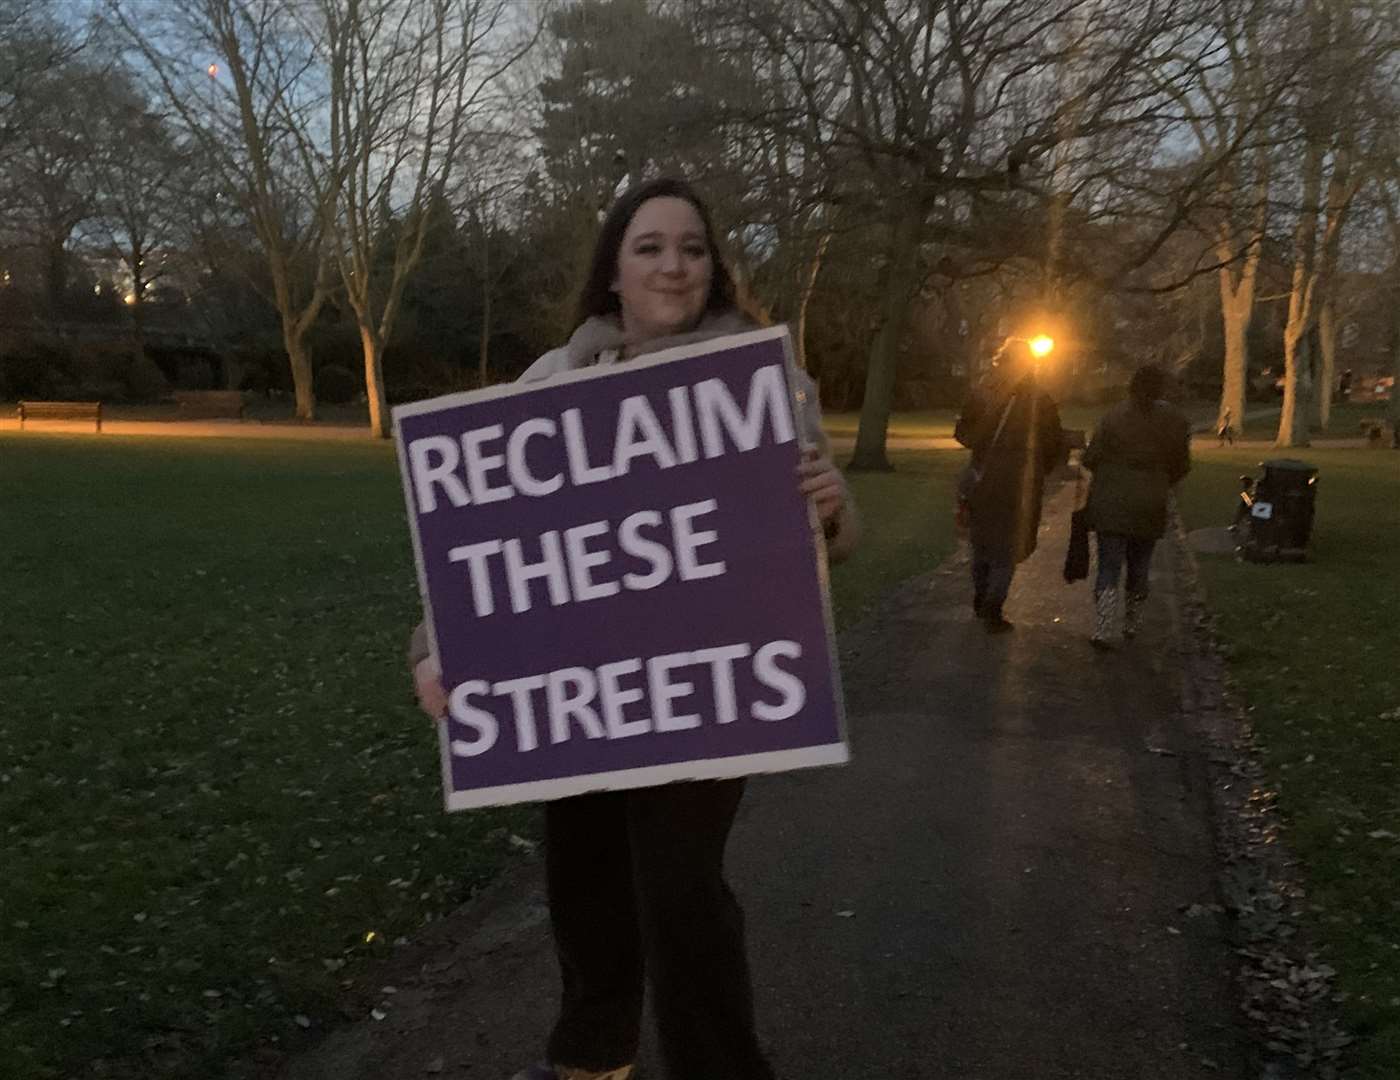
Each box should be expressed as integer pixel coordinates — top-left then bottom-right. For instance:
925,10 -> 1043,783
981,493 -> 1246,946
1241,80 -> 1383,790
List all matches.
1124,592 -> 1146,640
982,611 -> 1014,634
1091,586 -> 1119,648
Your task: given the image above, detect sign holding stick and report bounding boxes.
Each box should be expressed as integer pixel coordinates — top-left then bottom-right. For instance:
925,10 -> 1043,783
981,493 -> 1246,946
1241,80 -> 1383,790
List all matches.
393,326 -> 847,810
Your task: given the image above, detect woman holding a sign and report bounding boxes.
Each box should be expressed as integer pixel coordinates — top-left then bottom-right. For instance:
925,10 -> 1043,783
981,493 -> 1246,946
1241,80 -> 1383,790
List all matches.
411,177 -> 858,1080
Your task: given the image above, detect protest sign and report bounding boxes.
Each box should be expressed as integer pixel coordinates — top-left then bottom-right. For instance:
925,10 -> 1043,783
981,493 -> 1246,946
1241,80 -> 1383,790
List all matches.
393,326 -> 847,810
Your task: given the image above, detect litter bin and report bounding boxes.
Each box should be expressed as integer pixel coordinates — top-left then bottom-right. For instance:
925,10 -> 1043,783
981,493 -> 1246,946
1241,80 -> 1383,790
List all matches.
1232,458 -> 1318,562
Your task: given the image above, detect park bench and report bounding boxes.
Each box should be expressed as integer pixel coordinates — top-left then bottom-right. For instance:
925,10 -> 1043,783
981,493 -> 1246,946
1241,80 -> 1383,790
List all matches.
17,400 -> 102,433
171,389 -> 247,420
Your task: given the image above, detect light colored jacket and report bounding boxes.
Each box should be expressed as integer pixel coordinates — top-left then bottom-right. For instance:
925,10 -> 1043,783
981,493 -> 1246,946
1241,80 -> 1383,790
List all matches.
523,311 -> 832,458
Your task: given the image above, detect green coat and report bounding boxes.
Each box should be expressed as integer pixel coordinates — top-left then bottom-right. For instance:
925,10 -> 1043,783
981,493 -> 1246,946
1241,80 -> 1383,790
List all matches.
1083,400 -> 1191,540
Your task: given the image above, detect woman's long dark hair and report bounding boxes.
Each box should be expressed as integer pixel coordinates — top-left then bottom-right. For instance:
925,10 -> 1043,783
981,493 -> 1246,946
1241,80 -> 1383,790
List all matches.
573,177 -> 738,329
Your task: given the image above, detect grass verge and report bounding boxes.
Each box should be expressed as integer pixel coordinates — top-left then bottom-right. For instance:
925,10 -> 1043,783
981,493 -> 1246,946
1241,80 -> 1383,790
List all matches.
1177,447 -> 1400,1078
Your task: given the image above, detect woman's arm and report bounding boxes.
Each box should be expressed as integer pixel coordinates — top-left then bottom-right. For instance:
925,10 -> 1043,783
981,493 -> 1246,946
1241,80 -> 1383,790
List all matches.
798,445 -> 860,563
793,372 -> 860,563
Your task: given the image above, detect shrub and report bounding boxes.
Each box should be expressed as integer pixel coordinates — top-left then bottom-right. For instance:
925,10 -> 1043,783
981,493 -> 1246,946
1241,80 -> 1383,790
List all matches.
0,340 -> 76,399
126,352 -> 171,401
315,363 -> 360,404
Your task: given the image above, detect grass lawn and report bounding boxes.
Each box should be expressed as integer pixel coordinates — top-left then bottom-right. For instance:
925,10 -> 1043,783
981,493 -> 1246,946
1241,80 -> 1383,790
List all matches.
1,432 -> 961,1079
1178,447 -> 1400,1078
832,450 -> 964,623
0,434 -> 537,1080
822,405 -> 1111,439
823,399 -> 1391,441
1227,400 -> 1393,440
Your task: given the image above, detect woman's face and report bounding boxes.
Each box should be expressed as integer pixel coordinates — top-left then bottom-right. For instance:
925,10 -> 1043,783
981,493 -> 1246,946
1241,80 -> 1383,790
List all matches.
611,196 -> 714,341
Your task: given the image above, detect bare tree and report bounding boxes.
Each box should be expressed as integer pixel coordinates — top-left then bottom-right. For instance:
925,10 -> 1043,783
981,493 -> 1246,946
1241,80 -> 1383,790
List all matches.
320,0 -> 534,437
457,160 -> 530,388
2,53 -> 117,311
712,0 -> 1233,469
78,74 -> 190,359
1274,0 -> 1382,447
1379,154 -> 1400,443
110,0 -> 342,420
0,0 -> 83,169
1163,0 -> 1290,437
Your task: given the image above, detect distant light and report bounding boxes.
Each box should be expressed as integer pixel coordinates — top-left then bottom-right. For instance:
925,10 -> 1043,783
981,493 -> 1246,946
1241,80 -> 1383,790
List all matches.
94,283 -> 103,295
124,293 -> 137,305
364,931 -> 378,944
207,63 -> 220,78
1029,335 -> 1054,358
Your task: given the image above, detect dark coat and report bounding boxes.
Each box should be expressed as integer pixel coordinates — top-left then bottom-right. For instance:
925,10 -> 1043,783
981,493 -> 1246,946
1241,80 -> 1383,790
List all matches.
955,376 -> 1065,563
1082,399 -> 1191,539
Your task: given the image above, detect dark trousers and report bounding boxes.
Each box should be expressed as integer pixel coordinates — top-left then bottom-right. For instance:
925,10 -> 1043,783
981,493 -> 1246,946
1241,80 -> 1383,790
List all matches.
544,779 -> 774,1080
971,549 -> 1015,614
1094,533 -> 1156,597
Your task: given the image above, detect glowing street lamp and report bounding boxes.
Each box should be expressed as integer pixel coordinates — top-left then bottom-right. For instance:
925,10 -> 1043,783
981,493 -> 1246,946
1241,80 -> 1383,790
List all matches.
1028,334 -> 1055,358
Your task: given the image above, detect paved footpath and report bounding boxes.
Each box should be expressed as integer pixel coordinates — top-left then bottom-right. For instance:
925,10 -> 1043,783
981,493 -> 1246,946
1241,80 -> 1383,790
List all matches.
272,480 -> 1248,1080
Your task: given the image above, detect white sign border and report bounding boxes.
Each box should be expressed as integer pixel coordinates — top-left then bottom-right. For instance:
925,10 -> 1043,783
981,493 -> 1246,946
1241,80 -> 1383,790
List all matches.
391,324 -> 849,811
443,743 -> 850,811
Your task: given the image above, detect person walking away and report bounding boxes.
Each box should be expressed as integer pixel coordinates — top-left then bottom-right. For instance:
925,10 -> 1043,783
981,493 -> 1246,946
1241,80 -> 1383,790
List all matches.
954,339 -> 1065,632
1081,364 -> 1191,648
409,177 -> 859,1080
1216,406 -> 1234,446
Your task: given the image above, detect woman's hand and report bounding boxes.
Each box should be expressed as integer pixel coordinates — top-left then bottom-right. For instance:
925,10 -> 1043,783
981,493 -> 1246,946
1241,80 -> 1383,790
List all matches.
413,656 -> 448,722
798,449 -> 847,528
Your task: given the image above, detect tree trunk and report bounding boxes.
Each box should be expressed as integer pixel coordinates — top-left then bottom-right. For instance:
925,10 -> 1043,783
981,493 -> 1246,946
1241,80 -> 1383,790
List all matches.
1277,160 -> 1323,447
1277,0 -> 1330,449
361,323 -> 390,439
793,230 -> 830,372
128,294 -> 148,364
1390,340 -> 1400,449
479,235 -> 492,388
850,207 -> 924,472
222,355 -> 244,392
1279,328 -> 1313,448
1390,270 -> 1400,443
128,248 -> 148,364
44,235 -> 68,312
286,330 -> 316,421
1217,260 -> 1254,436
1316,294 -> 1337,432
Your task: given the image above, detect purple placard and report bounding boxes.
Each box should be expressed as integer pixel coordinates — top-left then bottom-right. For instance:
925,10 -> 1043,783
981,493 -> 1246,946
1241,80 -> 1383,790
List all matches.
393,326 -> 847,810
